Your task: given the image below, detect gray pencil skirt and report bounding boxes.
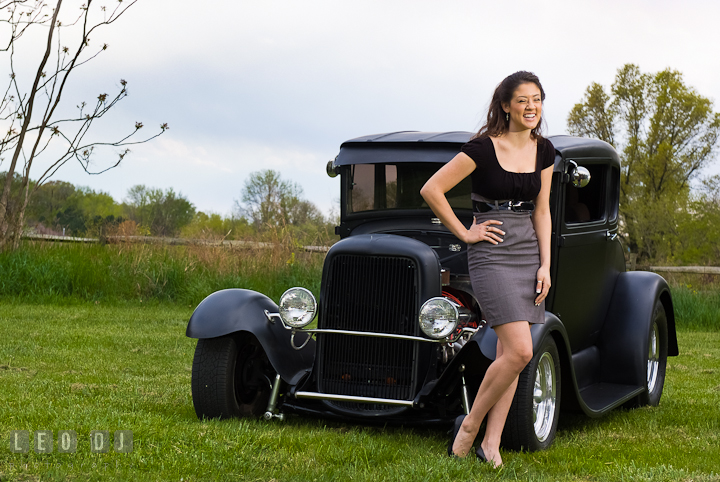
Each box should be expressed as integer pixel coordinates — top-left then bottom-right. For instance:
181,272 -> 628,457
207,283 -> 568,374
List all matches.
467,210 -> 545,327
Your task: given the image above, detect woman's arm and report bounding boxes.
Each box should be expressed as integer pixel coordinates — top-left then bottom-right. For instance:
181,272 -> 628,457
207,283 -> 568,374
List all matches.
532,165 -> 553,304
420,152 -> 505,245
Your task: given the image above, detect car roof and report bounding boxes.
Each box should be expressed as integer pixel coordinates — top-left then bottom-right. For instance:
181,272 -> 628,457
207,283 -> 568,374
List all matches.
334,131 -> 620,169
340,131 -> 473,145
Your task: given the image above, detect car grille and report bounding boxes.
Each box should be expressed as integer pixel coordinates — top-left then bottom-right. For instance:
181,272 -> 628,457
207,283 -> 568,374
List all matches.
317,254 -> 419,413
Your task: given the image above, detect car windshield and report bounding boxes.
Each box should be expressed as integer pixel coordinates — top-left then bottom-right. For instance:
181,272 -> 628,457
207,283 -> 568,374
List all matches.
348,163 -> 472,214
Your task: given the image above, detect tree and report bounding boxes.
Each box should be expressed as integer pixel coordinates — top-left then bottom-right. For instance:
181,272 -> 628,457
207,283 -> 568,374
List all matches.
0,0 -> 167,250
180,211 -> 252,240
567,64 -> 720,260
237,169 -> 304,229
672,174 -> 720,264
51,185 -> 123,236
123,185 -> 195,237
25,180 -> 76,225
289,199 -> 324,226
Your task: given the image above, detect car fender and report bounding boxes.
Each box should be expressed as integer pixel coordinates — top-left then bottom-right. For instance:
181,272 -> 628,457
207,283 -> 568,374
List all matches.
186,288 -> 316,385
598,271 -> 677,387
475,313 -> 569,360
427,312 -> 569,400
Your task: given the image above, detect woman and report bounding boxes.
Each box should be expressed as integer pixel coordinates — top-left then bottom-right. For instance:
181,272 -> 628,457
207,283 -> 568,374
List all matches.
420,71 -> 554,467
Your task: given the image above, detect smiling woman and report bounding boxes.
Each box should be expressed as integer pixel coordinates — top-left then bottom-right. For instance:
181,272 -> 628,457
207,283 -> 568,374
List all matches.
421,71 -> 554,466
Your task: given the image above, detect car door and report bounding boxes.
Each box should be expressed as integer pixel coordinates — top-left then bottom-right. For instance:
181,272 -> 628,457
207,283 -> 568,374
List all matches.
548,159 -> 624,352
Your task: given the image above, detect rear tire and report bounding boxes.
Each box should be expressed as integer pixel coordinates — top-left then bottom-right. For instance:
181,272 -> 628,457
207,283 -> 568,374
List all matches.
634,300 -> 668,407
503,335 -> 561,451
191,333 -> 273,419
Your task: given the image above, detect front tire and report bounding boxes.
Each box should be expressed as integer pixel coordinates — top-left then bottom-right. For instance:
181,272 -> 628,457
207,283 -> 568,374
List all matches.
503,335 -> 561,451
191,333 -> 273,419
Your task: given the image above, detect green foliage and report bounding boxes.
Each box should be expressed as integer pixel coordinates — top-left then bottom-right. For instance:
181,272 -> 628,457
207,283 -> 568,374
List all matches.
0,171 -> 28,230
0,305 -> 718,480
74,186 -> 124,220
9,173 -> 337,243
123,185 -> 196,237
24,180 -> 75,224
238,169 -> 325,230
179,211 -> 254,240
567,64 -> 720,263
11,179 -> 126,237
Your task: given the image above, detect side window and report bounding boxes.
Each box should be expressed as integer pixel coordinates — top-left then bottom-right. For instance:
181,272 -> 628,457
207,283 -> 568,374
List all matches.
348,163 -> 472,213
564,164 -> 605,224
609,166 -> 620,222
349,164 -> 398,212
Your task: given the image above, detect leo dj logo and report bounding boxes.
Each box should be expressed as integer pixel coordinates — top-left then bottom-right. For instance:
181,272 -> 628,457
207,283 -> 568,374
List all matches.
9,430 -> 133,453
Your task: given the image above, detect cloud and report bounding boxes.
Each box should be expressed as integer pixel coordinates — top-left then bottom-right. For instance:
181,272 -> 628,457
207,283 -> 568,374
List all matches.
8,0 -> 720,219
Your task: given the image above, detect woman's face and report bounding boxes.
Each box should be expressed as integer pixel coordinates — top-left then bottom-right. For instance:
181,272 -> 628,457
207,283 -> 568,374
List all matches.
503,82 -> 542,131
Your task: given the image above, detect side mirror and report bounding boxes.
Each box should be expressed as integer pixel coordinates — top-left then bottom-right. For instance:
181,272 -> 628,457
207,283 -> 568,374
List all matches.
326,159 -> 339,178
567,160 -> 591,188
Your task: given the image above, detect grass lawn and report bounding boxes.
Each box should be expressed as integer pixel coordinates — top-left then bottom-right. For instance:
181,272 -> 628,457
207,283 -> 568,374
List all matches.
0,302 -> 718,481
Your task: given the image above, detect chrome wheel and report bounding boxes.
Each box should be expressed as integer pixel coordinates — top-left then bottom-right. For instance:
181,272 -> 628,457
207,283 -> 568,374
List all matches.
533,351 -> 557,443
647,321 -> 660,394
504,336 -> 561,451
627,299 -> 669,408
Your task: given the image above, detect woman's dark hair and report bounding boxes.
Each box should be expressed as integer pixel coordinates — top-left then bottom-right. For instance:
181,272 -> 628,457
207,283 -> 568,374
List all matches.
473,71 -> 546,140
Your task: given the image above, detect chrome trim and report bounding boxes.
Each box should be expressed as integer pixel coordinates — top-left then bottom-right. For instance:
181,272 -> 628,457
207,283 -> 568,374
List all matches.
266,310 -> 478,344
567,160 -> 591,188
459,364 -> 471,415
647,321 -> 660,393
534,351 -> 557,443
290,330 -> 313,350
303,328 -> 436,343
326,159 -> 339,178
294,391 -> 414,406
302,326 -> 478,344
264,309 -> 281,323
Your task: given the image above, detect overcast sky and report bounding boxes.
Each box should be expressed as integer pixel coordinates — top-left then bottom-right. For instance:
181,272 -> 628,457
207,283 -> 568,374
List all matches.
16,0 -> 720,216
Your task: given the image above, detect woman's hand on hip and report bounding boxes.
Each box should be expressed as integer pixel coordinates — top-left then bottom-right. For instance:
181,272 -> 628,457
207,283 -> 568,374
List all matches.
535,265 -> 551,305
465,217 -> 504,245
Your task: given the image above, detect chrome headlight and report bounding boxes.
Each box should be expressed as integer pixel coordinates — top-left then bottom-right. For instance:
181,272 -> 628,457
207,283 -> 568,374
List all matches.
279,287 -> 317,328
419,297 -> 459,339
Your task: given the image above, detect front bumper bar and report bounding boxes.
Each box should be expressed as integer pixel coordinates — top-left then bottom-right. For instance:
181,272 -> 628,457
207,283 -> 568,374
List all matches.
293,391 -> 414,407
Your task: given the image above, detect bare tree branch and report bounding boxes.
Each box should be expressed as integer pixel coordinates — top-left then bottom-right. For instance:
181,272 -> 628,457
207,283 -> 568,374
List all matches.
0,0 -> 167,249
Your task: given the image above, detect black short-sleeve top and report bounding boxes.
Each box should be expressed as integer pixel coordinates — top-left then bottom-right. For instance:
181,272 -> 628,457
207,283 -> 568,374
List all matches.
460,137 -> 555,201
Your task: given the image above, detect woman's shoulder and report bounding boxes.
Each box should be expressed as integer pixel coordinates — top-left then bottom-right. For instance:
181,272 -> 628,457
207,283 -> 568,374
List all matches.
541,137 -> 555,151
460,136 -> 493,162
538,137 -> 555,169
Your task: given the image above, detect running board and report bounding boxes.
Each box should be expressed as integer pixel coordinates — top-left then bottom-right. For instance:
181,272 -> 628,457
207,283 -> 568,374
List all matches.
579,383 -> 644,412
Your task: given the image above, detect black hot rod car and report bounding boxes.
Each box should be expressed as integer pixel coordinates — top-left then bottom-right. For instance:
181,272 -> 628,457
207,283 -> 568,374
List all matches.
186,131 -> 678,451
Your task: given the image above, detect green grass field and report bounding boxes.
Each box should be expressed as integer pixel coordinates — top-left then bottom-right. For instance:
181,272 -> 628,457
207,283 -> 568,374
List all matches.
0,303 -> 718,481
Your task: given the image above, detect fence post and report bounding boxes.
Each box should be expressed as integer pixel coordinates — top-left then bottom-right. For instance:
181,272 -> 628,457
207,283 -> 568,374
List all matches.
628,253 -> 637,271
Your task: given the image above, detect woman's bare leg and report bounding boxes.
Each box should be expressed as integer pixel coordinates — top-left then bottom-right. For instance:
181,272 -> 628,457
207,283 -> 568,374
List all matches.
480,339 -> 520,466
450,321 -> 532,464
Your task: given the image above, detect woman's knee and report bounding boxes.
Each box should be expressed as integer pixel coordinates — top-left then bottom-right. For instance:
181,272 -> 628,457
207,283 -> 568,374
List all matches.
495,322 -> 534,369
518,344 -> 534,366
507,343 -> 533,371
